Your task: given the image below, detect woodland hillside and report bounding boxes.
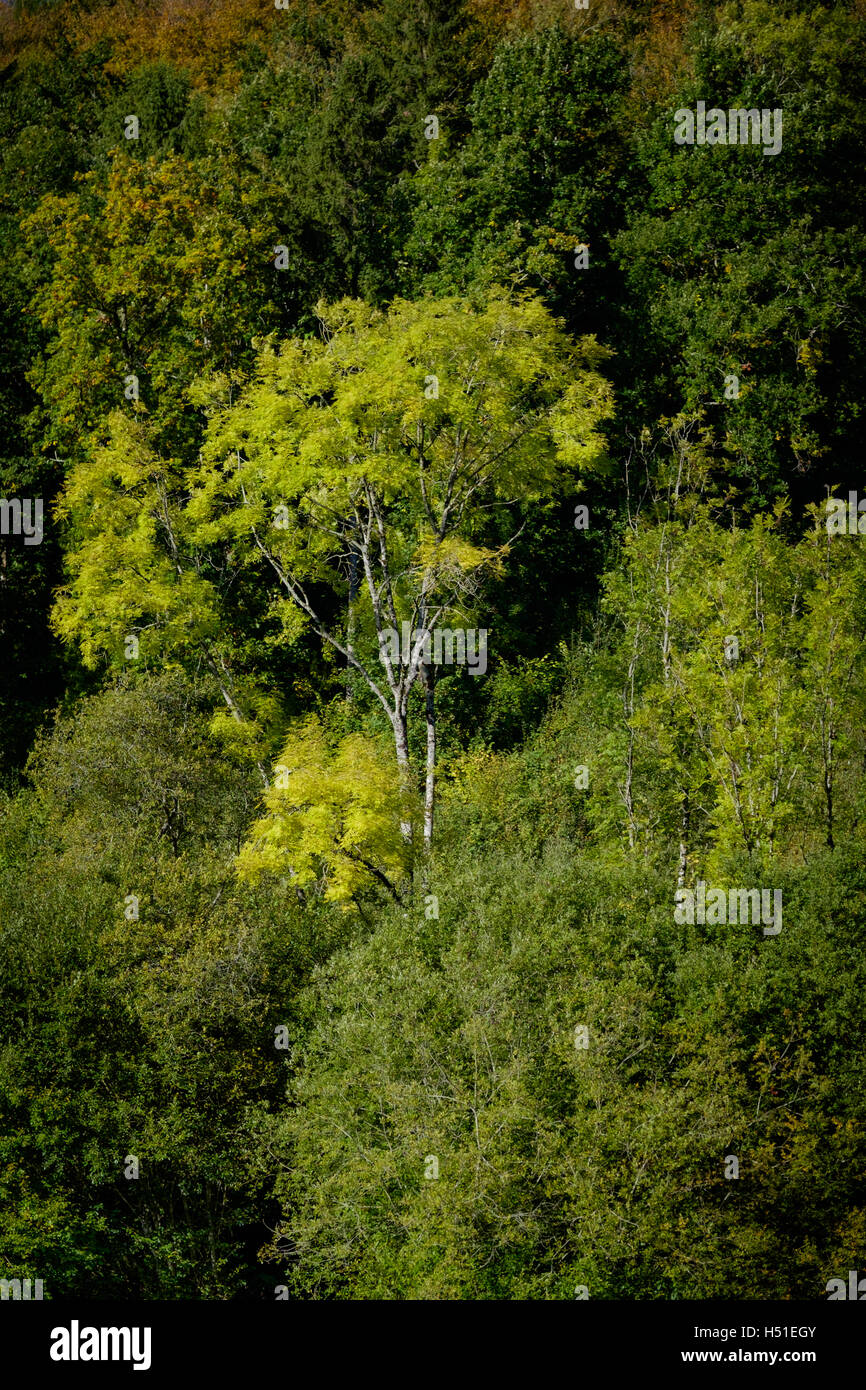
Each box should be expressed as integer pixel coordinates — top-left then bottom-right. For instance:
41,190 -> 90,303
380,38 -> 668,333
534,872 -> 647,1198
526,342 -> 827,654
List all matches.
0,0 -> 864,1298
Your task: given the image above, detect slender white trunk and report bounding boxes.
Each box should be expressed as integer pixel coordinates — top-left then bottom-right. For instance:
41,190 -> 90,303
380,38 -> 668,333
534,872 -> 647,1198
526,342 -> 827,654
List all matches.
677,791 -> 689,890
392,709 -> 413,842
423,666 -> 436,848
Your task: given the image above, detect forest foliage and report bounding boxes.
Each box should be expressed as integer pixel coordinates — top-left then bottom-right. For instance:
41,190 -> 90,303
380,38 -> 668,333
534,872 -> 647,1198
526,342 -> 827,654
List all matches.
0,0 -> 865,1299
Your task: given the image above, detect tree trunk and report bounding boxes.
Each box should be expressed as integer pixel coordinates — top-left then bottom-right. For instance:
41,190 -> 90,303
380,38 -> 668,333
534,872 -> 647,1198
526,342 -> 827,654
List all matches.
677,789 -> 689,890
423,664 -> 436,848
345,548 -> 359,703
392,707 -> 414,843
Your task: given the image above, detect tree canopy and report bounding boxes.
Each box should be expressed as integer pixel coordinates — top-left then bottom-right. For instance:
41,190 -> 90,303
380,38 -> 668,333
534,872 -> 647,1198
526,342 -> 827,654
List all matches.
1,0 -> 865,1305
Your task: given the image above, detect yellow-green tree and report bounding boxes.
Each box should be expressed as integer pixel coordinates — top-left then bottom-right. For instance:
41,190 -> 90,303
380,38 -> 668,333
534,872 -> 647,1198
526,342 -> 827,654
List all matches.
54,291 -> 613,882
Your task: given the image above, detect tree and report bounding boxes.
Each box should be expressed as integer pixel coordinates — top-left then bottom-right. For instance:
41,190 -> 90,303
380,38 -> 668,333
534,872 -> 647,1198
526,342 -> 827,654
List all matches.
402,25 -> 632,337
54,291 -> 613,876
265,833 -> 866,1298
23,153 -> 283,461
0,39 -> 115,771
0,672 -> 350,1297
598,492 -> 866,876
612,0 -> 866,509
236,715 -> 415,903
